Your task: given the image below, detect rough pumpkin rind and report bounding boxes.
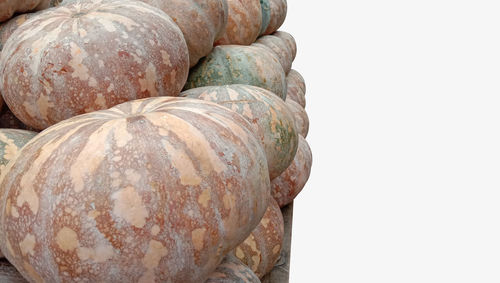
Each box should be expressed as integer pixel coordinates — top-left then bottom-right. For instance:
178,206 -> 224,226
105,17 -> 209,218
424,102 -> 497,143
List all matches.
271,135 -> 312,207
286,98 -> 309,138
137,0 -> 228,67
232,197 -> 284,278
254,34 -> 293,74
0,97 -> 270,282
274,31 -> 297,61
286,70 -> 306,107
0,0 -> 189,130
205,255 -> 260,283
181,84 -> 298,180
185,45 -> 287,100
263,0 -> 287,35
214,0 -> 262,45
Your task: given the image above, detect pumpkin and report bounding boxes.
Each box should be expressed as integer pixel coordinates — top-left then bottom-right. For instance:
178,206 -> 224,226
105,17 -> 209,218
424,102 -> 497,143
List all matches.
286,70 -> 306,107
136,0 -> 228,67
286,98 -> 309,138
214,0 -> 262,45
181,84 -> 298,180
233,197 -> 284,278
274,31 -> 297,61
185,45 -> 287,100
259,0 -> 271,35
0,109 -> 35,131
0,0 -> 49,23
205,255 -> 260,283
263,0 -> 287,35
271,135 -> 312,207
254,34 -> 293,74
0,97 -> 270,282
0,0 -> 189,130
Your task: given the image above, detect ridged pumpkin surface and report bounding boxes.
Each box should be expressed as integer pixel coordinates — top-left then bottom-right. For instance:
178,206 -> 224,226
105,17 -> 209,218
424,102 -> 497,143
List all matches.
286,70 -> 306,107
232,197 -> 284,278
215,0 -> 262,45
259,0 -> 271,35
205,255 -> 260,283
0,97 -> 270,282
0,0 -> 189,130
263,0 -> 287,35
255,34 -> 294,74
271,135 -> 312,207
274,31 -> 297,61
185,45 -> 287,100
181,84 -> 298,180
138,0 -> 228,67
286,98 -> 309,138
0,0 -> 49,23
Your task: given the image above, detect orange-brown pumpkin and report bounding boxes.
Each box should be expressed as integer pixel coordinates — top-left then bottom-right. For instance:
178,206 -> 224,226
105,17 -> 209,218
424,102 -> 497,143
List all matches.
286,98 -> 309,138
254,34 -> 293,74
205,255 -> 260,283
215,0 -> 262,45
0,0 -> 49,23
271,135 -> 312,207
286,69 -> 306,107
263,0 -> 287,35
0,0 -> 189,130
232,197 -> 284,278
0,97 -> 270,282
181,84 -> 298,180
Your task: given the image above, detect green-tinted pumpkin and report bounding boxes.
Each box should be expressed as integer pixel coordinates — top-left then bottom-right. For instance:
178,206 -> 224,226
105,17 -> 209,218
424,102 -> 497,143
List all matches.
263,0 -> 287,35
286,98 -> 309,137
259,0 -> 271,35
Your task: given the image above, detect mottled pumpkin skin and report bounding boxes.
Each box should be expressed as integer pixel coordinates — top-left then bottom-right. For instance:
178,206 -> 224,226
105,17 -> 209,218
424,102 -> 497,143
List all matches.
205,255 -> 260,283
271,135 -> 312,207
254,34 -> 293,74
215,0 -> 262,45
274,31 -> 296,61
263,0 -> 287,35
0,97 -> 270,282
286,98 -> 308,138
232,197 -> 284,278
259,0 -> 271,35
286,70 -> 306,107
181,84 -> 298,180
138,0 -> 228,67
0,0 -> 189,130
0,0 -> 49,23
185,45 -> 287,100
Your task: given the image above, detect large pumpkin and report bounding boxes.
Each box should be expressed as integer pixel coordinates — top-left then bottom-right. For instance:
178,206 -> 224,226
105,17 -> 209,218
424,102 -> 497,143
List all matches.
286,69 -> 306,107
0,0 -> 189,130
137,0 -> 228,67
259,0 -> 271,35
205,255 -> 260,283
0,14 -> 34,51
214,0 -> 262,45
263,0 -> 287,35
232,197 -> 284,278
271,135 -> 312,207
181,84 -> 298,180
0,97 -> 270,282
185,45 -> 287,100
254,34 -> 294,74
286,98 -> 309,137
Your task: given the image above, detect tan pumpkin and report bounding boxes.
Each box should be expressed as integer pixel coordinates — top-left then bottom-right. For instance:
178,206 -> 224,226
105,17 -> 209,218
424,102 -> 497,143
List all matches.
286,69 -> 306,107
286,98 -> 309,138
0,0 -> 49,23
205,255 -> 260,283
232,197 -> 284,278
137,0 -> 228,67
181,84 -> 298,180
271,135 -> 312,207
254,34 -> 294,74
0,0 -> 189,130
263,0 -> 287,35
0,13 -> 35,52
0,97 -> 270,282
215,0 -> 262,45
274,31 -> 297,61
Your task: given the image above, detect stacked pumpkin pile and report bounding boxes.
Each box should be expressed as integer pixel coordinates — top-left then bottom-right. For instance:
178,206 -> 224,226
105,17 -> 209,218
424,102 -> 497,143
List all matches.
0,0 -> 311,282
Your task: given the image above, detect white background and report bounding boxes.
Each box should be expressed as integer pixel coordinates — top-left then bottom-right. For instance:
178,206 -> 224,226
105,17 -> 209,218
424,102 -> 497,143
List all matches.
282,1 -> 500,282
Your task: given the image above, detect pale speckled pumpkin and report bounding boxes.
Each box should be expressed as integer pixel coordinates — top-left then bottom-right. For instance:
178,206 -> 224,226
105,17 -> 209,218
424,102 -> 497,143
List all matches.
181,84 -> 298,179
185,45 -> 287,100
232,197 -> 284,278
271,135 -> 312,207
254,34 -> 293,74
0,0 -> 49,23
0,0 -> 189,130
0,97 -> 270,282
286,70 -> 306,107
286,98 -> 308,138
263,0 -> 287,35
137,0 -> 228,67
205,255 -> 260,283
274,31 -> 296,61
259,0 -> 271,36
215,0 -> 262,45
